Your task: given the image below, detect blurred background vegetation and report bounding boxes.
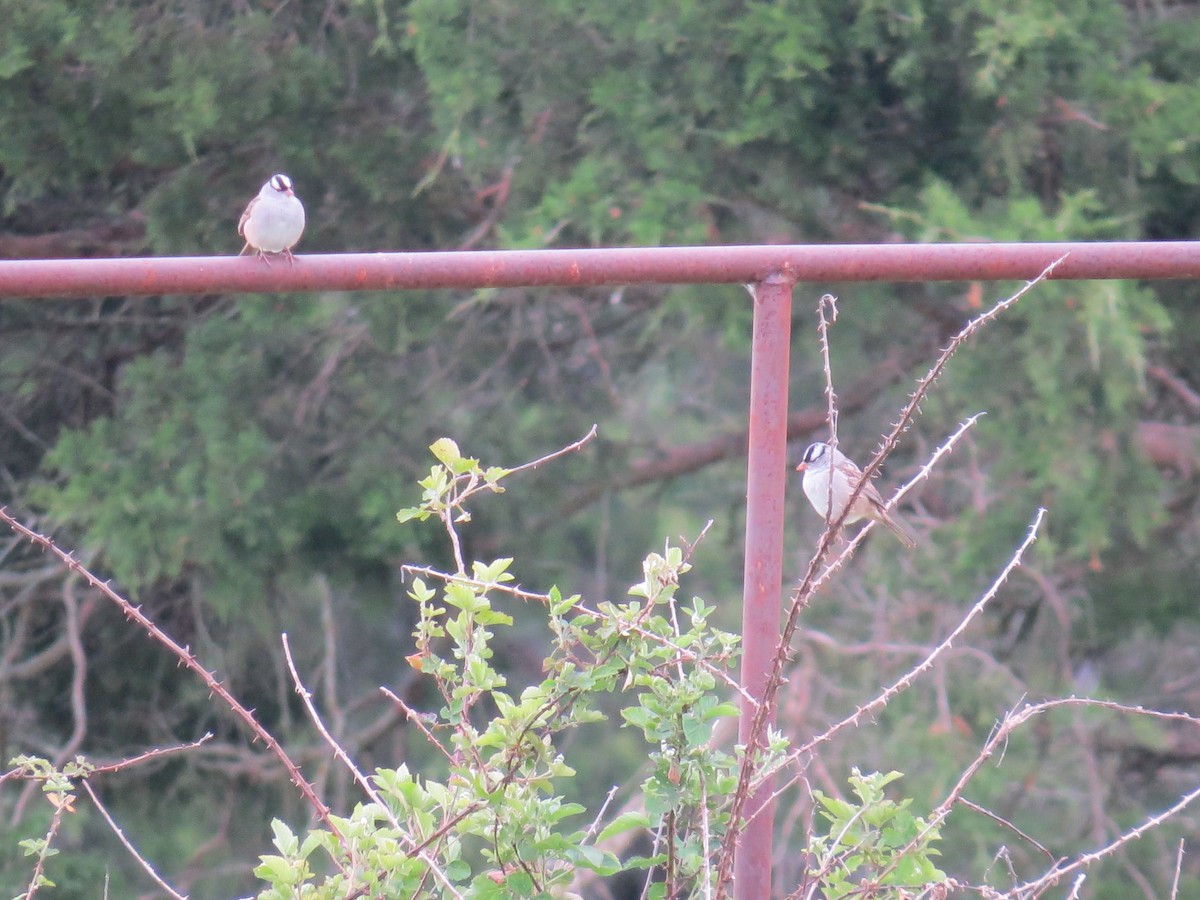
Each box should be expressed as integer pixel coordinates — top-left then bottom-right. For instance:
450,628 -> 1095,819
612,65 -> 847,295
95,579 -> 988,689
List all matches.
3,0 -> 1200,895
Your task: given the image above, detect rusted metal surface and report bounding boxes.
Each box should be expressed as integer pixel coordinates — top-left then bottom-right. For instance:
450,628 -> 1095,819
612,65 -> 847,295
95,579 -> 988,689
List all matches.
1,241 -> 1199,297
735,276 -> 794,900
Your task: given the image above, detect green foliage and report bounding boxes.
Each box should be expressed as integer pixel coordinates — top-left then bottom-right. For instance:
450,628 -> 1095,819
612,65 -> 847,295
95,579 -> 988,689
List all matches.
881,180 -> 1171,565
397,437 -> 511,527
35,300 -> 398,612
4,756 -> 94,897
807,770 -> 948,897
8,754 -> 92,806
255,440 -> 746,897
403,0 -> 1200,245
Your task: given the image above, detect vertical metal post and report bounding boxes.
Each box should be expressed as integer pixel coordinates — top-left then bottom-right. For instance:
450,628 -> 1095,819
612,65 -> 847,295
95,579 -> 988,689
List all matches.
735,275 -> 793,898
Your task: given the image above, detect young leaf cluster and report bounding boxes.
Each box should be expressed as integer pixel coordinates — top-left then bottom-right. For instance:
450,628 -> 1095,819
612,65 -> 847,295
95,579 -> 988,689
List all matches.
258,440 -> 746,897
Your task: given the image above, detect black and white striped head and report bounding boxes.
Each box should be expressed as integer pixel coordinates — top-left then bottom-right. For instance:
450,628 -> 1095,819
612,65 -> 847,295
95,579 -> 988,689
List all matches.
260,174 -> 292,198
267,173 -> 294,196
796,441 -> 830,472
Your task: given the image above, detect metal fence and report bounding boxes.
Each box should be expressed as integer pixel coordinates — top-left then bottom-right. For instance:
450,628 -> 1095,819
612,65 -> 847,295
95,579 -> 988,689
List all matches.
4,240 -> 1199,897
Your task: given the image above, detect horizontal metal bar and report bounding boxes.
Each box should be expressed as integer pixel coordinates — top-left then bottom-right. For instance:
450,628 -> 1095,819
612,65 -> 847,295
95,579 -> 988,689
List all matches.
0,242 -> 1198,298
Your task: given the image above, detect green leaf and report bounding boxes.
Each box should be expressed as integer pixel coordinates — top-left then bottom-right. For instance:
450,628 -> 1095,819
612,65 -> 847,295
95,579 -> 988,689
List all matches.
254,855 -> 300,884
429,437 -> 462,467
445,858 -> 472,881
566,843 -> 623,875
597,810 -> 653,842
484,465 -> 511,484
270,819 -> 298,855
682,711 -> 713,749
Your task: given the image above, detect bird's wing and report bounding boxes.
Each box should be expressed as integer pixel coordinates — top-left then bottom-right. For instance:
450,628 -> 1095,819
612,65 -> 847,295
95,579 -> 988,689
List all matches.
237,197 -> 257,238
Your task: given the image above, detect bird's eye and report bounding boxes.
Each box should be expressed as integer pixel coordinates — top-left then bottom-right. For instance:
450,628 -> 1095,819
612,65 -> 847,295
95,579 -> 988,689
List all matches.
271,174 -> 292,192
803,442 -> 825,464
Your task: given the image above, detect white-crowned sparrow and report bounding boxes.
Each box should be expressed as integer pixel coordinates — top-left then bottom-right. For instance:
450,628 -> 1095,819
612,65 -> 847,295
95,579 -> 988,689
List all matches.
238,173 -> 305,262
795,441 -> 916,548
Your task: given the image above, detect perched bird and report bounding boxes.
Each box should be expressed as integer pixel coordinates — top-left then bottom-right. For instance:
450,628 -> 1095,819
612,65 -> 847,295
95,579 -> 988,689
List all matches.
795,441 -> 917,548
238,173 -> 305,262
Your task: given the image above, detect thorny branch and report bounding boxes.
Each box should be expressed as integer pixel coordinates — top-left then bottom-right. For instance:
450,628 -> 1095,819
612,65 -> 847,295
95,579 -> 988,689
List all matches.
0,507 -> 348,862
889,697 -> 1200,898
715,257 -> 1066,896
80,780 -> 187,900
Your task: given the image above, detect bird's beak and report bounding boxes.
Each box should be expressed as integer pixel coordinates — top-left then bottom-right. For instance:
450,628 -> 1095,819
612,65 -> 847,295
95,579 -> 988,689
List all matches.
795,462 -> 807,472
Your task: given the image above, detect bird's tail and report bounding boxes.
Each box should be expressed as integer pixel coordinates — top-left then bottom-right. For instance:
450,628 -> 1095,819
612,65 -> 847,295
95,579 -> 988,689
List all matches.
881,509 -> 918,549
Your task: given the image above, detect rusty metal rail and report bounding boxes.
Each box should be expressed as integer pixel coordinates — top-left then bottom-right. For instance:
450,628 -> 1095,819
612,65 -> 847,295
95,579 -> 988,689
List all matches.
0,241 -> 1199,297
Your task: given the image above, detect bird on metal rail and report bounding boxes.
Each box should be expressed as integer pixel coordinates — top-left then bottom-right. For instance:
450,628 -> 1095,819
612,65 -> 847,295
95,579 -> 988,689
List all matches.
238,173 -> 305,264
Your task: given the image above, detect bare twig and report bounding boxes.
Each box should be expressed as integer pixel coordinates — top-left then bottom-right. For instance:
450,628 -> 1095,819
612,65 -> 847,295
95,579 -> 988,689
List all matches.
817,293 -> 840,525
778,508 -> 1043,789
437,426 -> 599,574
1148,364 -> 1200,412
1170,839 -> 1185,900
506,424 -> 598,477
957,797 -> 1055,862
821,255 -> 1067,558
80,780 -> 187,899
281,635 -> 464,899
379,686 -> 456,765
1011,762 -> 1200,895
282,635 -> 400,830
0,508 -> 345,853
90,735 -> 214,775
888,697 -> 1200,896
58,578 -> 87,765
583,785 -> 620,843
